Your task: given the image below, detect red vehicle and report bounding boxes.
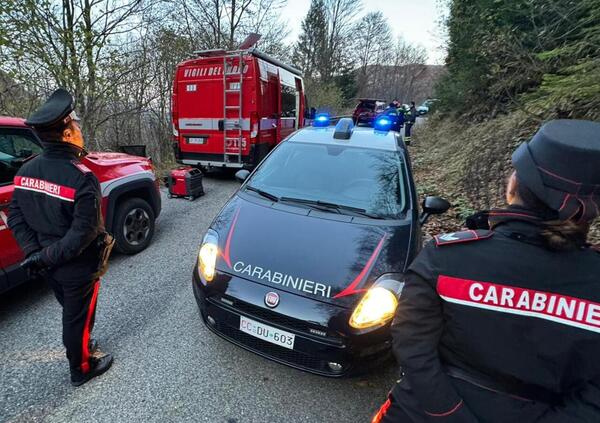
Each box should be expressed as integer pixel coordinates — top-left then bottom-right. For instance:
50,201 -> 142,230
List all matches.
0,117 -> 162,294
172,48 -> 305,170
352,99 -> 387,126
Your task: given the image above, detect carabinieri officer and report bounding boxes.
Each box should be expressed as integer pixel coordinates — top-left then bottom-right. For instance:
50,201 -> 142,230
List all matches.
372,119 -> 600,422
8,89 -> 114,386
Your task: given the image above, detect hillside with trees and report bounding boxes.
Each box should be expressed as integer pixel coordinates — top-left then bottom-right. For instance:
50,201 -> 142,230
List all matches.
415,0 -> 600,242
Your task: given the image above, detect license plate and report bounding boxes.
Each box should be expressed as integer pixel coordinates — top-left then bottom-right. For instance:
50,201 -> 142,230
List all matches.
187,137 -> 207,145
239,316 -> 295,350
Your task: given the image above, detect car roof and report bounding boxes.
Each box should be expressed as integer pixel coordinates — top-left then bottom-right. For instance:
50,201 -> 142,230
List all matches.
288,125 -> 403,152
0,116 -> 27,127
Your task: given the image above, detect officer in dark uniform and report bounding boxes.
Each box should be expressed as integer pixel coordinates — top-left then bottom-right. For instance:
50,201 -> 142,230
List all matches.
373,119 -> 600,422
8,89 -> 114,386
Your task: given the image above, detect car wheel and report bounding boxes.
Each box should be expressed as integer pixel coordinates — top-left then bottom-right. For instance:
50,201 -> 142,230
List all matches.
113,198 -> 155,254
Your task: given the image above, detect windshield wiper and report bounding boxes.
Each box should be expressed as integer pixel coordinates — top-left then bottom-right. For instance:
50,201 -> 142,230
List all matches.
245,185 -> 279,202
280,197 -> 383,219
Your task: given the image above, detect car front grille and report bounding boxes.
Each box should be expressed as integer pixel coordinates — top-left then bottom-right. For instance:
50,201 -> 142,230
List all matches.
217,323 -> 335,374
215,296 -> 343,345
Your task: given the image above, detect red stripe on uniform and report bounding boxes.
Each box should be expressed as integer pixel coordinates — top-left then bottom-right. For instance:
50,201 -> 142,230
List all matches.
425,400 -> 463,417
371,398 -> 391,423
80,280 -> 100,373
14,176 -> 76,202
437,275 -> 600,333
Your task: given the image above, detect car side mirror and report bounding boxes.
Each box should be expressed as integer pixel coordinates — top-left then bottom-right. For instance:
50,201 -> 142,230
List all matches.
420,196 -> 450,225
235,169 -> 250,183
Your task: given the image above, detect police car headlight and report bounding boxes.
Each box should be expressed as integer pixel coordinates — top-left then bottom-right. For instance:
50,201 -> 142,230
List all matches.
198,229 -> 219,282
349,275 -> 404,330
349,287 -> 398,329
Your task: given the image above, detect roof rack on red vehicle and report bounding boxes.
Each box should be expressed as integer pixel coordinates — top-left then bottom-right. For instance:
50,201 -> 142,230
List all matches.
192,48 -> 303,77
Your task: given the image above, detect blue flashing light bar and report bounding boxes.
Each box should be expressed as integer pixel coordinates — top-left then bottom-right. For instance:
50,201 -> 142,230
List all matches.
374,117 -> 392,132
313,113 -> 330,127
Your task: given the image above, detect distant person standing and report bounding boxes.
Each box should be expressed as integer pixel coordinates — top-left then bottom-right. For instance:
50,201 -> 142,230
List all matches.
404,101 -> 417,143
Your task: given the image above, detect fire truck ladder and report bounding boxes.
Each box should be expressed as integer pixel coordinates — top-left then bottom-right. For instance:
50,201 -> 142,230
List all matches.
223,51 -> 244,165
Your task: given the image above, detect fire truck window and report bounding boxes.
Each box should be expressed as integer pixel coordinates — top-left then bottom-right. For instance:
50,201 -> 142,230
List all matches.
0,130 -> 42,186
281,85 -> 297,118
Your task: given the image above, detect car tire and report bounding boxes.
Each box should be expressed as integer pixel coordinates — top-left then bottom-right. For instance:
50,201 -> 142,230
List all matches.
113,198 -> 155,255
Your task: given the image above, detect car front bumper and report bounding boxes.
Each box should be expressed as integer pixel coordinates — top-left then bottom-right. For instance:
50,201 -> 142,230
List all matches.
192,268 -> 392,377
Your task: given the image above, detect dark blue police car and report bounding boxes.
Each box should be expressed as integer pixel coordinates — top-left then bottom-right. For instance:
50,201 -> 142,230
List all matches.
192,116 -> 449,376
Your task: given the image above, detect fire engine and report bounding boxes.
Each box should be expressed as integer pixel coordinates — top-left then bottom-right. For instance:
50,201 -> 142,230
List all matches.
171,41 -> 305,170
0,116 -> 162,294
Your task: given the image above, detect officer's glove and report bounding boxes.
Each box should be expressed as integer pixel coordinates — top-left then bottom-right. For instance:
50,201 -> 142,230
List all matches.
21,251 -> 47,277
465,210 -> 490,230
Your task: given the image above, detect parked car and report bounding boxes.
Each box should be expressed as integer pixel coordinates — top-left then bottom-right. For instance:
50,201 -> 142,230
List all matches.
352,99 -> 387,126
0,117 -> 162,294
192,116 -> 450,376
417,99 -> 438,115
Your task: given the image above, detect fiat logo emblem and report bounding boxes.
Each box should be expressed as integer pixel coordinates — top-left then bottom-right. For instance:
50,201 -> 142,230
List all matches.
265,292 -> 280,308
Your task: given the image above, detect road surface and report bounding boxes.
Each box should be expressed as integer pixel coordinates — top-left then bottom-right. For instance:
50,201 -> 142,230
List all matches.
0,175 -> 396,423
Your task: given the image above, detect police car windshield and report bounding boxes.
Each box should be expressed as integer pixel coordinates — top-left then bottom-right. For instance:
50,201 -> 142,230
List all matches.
246,142 -> 408,219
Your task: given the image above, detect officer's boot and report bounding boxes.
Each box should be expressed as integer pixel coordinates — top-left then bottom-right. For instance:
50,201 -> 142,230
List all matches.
89,338 -> 98,353
70,354 -> 114,387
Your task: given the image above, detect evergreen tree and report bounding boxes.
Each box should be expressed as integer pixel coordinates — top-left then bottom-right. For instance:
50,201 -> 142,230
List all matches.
293,0 -> 328,79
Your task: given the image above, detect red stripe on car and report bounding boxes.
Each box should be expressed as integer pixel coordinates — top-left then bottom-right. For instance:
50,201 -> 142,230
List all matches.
334,234 -> 387,299
222,208 -> 241,268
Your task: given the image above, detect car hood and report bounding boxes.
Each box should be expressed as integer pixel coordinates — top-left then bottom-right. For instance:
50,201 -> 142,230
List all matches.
211,195 -> 413,308
84,152 -> 150,167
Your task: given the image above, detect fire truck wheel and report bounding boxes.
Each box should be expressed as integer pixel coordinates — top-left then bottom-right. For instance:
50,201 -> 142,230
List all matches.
113,197 -> 155,254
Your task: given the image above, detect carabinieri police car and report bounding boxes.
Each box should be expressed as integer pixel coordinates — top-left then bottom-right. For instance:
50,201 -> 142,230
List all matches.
192,115 -> 450,376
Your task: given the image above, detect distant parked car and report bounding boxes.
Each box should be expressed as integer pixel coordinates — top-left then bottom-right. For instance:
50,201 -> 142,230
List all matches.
352,99 -> 387,126
417,99 -> 438,115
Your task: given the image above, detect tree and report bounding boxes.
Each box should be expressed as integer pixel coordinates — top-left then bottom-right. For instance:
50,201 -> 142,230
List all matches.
0,0 -> 149,147
178,0 -> 288,53
353,12 -> 393,94
293,0 -> 328,78
435,0 -> 600,120
320,0 -> 361,82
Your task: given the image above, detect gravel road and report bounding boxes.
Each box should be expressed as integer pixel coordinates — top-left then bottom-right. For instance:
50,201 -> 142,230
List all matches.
0,175 -> 396,423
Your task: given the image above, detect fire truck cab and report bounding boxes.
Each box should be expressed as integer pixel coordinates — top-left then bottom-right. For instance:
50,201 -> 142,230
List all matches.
172,48 -> 305,170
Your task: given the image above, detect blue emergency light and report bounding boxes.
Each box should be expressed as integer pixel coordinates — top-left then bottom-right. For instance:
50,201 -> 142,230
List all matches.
313,114 -> 330,127
374,116 -> 392,132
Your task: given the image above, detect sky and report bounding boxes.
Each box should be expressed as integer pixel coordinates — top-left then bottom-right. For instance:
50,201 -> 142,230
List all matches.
279,0 -> 448,65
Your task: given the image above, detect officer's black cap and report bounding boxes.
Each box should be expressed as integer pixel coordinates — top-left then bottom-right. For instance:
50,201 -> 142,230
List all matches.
25,88 -> 77,129
512,119 -> 600,222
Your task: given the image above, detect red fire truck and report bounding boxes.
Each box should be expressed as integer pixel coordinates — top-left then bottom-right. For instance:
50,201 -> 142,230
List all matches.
171,48 -> 305,170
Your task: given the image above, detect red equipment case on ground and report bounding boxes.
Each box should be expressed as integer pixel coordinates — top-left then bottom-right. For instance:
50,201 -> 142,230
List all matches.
171,45 -> 305,171
168,166 -> 204,201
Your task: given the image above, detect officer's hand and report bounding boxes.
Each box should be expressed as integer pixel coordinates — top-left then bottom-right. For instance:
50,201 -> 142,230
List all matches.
21,252 -> 47,274
465,210 -> 490,230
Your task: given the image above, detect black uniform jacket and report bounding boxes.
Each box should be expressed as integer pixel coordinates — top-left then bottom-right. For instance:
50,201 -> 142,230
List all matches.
392,209 -> 600,422
8,143 -> 104,281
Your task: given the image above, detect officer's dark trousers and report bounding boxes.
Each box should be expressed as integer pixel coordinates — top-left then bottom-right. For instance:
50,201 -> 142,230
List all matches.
373,378 -> 551,423
405,123 -> 413,138
46,275 -> 100,374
